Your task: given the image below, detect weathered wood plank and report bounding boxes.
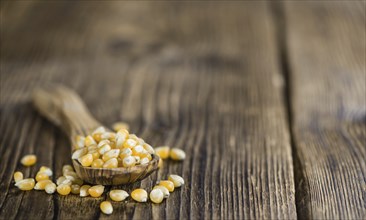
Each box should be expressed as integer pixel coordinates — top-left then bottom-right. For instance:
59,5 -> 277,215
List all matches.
1,1 -> 297,219
284,1 -> 366,219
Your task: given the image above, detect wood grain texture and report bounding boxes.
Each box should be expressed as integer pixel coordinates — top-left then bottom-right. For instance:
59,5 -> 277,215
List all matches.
0,1 -> 298,219
284,1 -> 366,219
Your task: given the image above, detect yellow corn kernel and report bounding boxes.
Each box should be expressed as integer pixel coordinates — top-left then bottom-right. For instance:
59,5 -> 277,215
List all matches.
92,126 -> 106,135
168,174 -> 185,187
97,139 -> 110,148
87,145 -> 98,152
35,172 -> 50,181
62,164 -> 74,174
71,184 -> 81,194
115,133 -> 127,148
131,189 -> 148,202
45,182 -> 57,194
88,185 -> 105,198
112,122 -> 129,132
132,145 -> 144,156
149,189 -> 164,204
137,138 -> 145,145
39,166 -> 53,176
74,135 -> 85,149
73,177 -> 84,186
154,146 -> 170,159
109,189 -> 129,202
78,154 -> 93,167
98,144 -> 111,155
140,157 -> 150,165
80,185 -> 91,197
123,138 -> 137,148
158,180 -> 174,192
57,184 -> 71,195
169,148 -> 186,161
34,180 -> 53,190
101,132 -> 116,141
139,152 -> 152,161
92,133 -> 102,143
158,158 -> 163,168
71,148 -> 88,160
88,149 -> 101,160
85,135 -> 97,147
109,141 -> 116,149
103,158 -> 118,168
119,148 -> 132,159
91,159 -> 104,168
15,178 -> 35,190
13,171 -> 23,183
153,185 -> 170,198
117,128 -> 129,137
20,154 -> 37,166
128,134 -> 139,141
102,149 -> 120,162
56,176 -> 66,185
122,156 -> 136,168
143,144 -> 155,154
100,201 -> 113,215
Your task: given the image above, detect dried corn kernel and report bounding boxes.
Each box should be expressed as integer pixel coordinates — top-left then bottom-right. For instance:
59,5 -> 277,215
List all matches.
123,156 -> 136,168
112,122 -> 129,132
34,180 -> 53,190
102,149 -> 120,162
88,150 -> 101,160
56,176 -> 66,185
62,165 -> 74,174
98,140 -> 110,148
98,144 -> 111,155
123,139 -> 137,148
129,134 -> 139,141
72,148 -> 88,160
73,177 -> 84,186
100,201 -> 113,215
74,135 -> 85,149
155,146 -> 170,159
132,145 -> 144,155
71,184 -> 81,194
158,180 -> 174,192
170,148 -> 186,161
119,148 -> 132,158
80,185 -> 91,197
131,189 -> 148,202
153,185 -> 170,198
140,157 -> 150,165
150,189 -> 164,204
89,185 -> 105,198
85,135 -> 97,147
45,182 -> 57,194
158,158 -> 163,168
78,154 -> 93,167
57,184 -> 71,195
168,174 -> 185,187
143,144 -> 155,154
103,158 -> 118,168
101,132 -> 115,140
21,154 -> 37,166
15,178 -> 35,190
109,189 -> 129,202
13,171 -> 23,183
36,172 -> 50,181
39,166 -> 53,176
91,159 -> 104,168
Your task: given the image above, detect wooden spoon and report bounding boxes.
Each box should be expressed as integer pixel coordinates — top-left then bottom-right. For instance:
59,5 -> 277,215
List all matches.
32,85 -> 159,185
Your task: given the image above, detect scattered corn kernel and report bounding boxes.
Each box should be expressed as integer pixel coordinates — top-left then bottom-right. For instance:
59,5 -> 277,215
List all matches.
39,166 -> 53,176
131,189 -> 148,202
78,154 -> 93,167
57,184 -> 71,195
103,158 -> 118,168
62,165 -> 74,174
109,189 -> 129,202
123,156 -> 136,168
45,182 -> 57,194
158,180 -> 174,192
89,185 -> 105,198
158,158 -> 163,168
155,146 -> 170,159
91,159 -> 104,168
169,148 -> 186,161
73,177 -> 84,186
71,184 -> 81,194
168,174 -> 185,187
80,185 -> 91,197
56,176 -> 66,185
153,185 -> 170,198
150,189 -> 164,204
34,180 -> 53,190
13,171 -> 23,183
20,154 -> 37,166
112,122 -> 129,132
72,148 -> 88,160
15,178 -> 35,190
100,201 -> 113,215
36,172 -> 50,181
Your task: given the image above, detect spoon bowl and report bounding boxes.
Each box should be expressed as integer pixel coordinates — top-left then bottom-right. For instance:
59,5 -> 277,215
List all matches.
32,85 -> 159,185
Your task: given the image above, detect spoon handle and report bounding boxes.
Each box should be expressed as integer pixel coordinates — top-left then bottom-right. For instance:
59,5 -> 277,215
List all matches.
32,85 -> 101,149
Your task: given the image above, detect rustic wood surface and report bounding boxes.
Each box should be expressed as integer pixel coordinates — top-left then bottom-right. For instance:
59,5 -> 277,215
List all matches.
0,1 -> 364,220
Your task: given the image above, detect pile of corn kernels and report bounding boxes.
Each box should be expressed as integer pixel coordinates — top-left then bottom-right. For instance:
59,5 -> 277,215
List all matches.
13,122 -> 186,215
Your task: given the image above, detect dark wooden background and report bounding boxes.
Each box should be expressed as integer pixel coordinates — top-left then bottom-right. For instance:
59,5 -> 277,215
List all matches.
1,1 -> 365,219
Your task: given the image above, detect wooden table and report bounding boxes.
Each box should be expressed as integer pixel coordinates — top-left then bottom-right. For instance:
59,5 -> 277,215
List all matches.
1,1 -> 365,219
